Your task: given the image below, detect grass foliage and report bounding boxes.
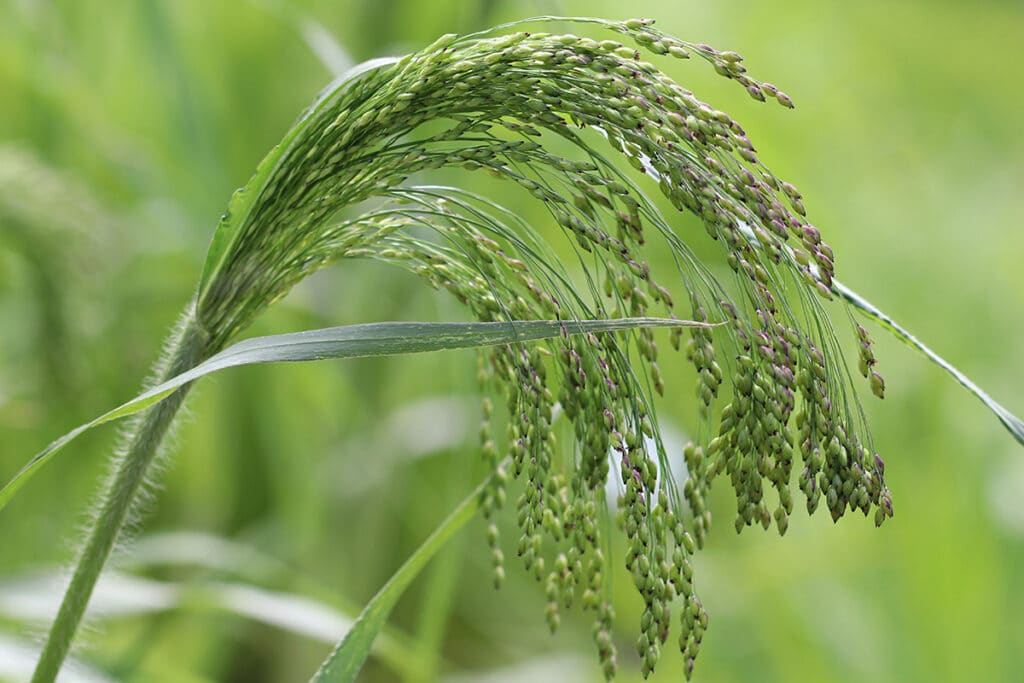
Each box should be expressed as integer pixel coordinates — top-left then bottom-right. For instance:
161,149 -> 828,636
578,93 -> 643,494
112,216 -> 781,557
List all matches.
3,12 -> 1020,683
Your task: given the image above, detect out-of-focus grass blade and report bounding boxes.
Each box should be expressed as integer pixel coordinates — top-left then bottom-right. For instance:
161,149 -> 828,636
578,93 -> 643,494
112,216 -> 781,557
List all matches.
834,279 -> 1024,446
246,0 -> 354,75
0,317 -> 701,511
0,570 -> 413,678
122,530 -> 431,678
309,462 -> 500,683
0,634 -> 115,683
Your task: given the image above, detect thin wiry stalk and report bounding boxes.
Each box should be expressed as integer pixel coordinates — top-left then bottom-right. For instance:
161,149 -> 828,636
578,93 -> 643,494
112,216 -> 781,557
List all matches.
31,315 -> 207,683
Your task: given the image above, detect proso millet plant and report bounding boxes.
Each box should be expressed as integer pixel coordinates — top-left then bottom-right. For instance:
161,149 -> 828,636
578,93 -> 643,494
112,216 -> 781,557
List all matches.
7,16 -> 1022,682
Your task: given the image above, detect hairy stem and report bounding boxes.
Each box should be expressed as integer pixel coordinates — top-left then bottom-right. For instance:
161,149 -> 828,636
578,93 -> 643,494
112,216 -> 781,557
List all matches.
32,313 -> 207,683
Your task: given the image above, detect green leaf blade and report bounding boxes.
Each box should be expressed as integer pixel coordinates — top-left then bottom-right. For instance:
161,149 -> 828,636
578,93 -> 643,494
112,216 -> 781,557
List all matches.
0,317 -> 703,512
309,464 -> 498,683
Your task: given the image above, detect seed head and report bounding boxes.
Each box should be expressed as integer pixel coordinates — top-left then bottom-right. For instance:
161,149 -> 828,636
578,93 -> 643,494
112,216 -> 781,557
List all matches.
188,18 -> 898,679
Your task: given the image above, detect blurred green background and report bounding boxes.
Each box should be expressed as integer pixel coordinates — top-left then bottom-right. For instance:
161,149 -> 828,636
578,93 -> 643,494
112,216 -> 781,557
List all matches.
1,0 -> 1022,681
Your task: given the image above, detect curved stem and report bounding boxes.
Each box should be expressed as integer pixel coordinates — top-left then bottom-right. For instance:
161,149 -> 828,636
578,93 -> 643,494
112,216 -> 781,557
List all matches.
31,315 -> 207,683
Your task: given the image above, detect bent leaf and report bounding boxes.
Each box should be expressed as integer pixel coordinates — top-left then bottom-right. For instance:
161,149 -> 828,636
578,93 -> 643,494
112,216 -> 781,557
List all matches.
0,317 -> 700,512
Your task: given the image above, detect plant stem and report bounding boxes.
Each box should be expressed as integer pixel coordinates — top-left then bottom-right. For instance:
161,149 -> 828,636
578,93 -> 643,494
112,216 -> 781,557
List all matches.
31,314 -> 207,683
